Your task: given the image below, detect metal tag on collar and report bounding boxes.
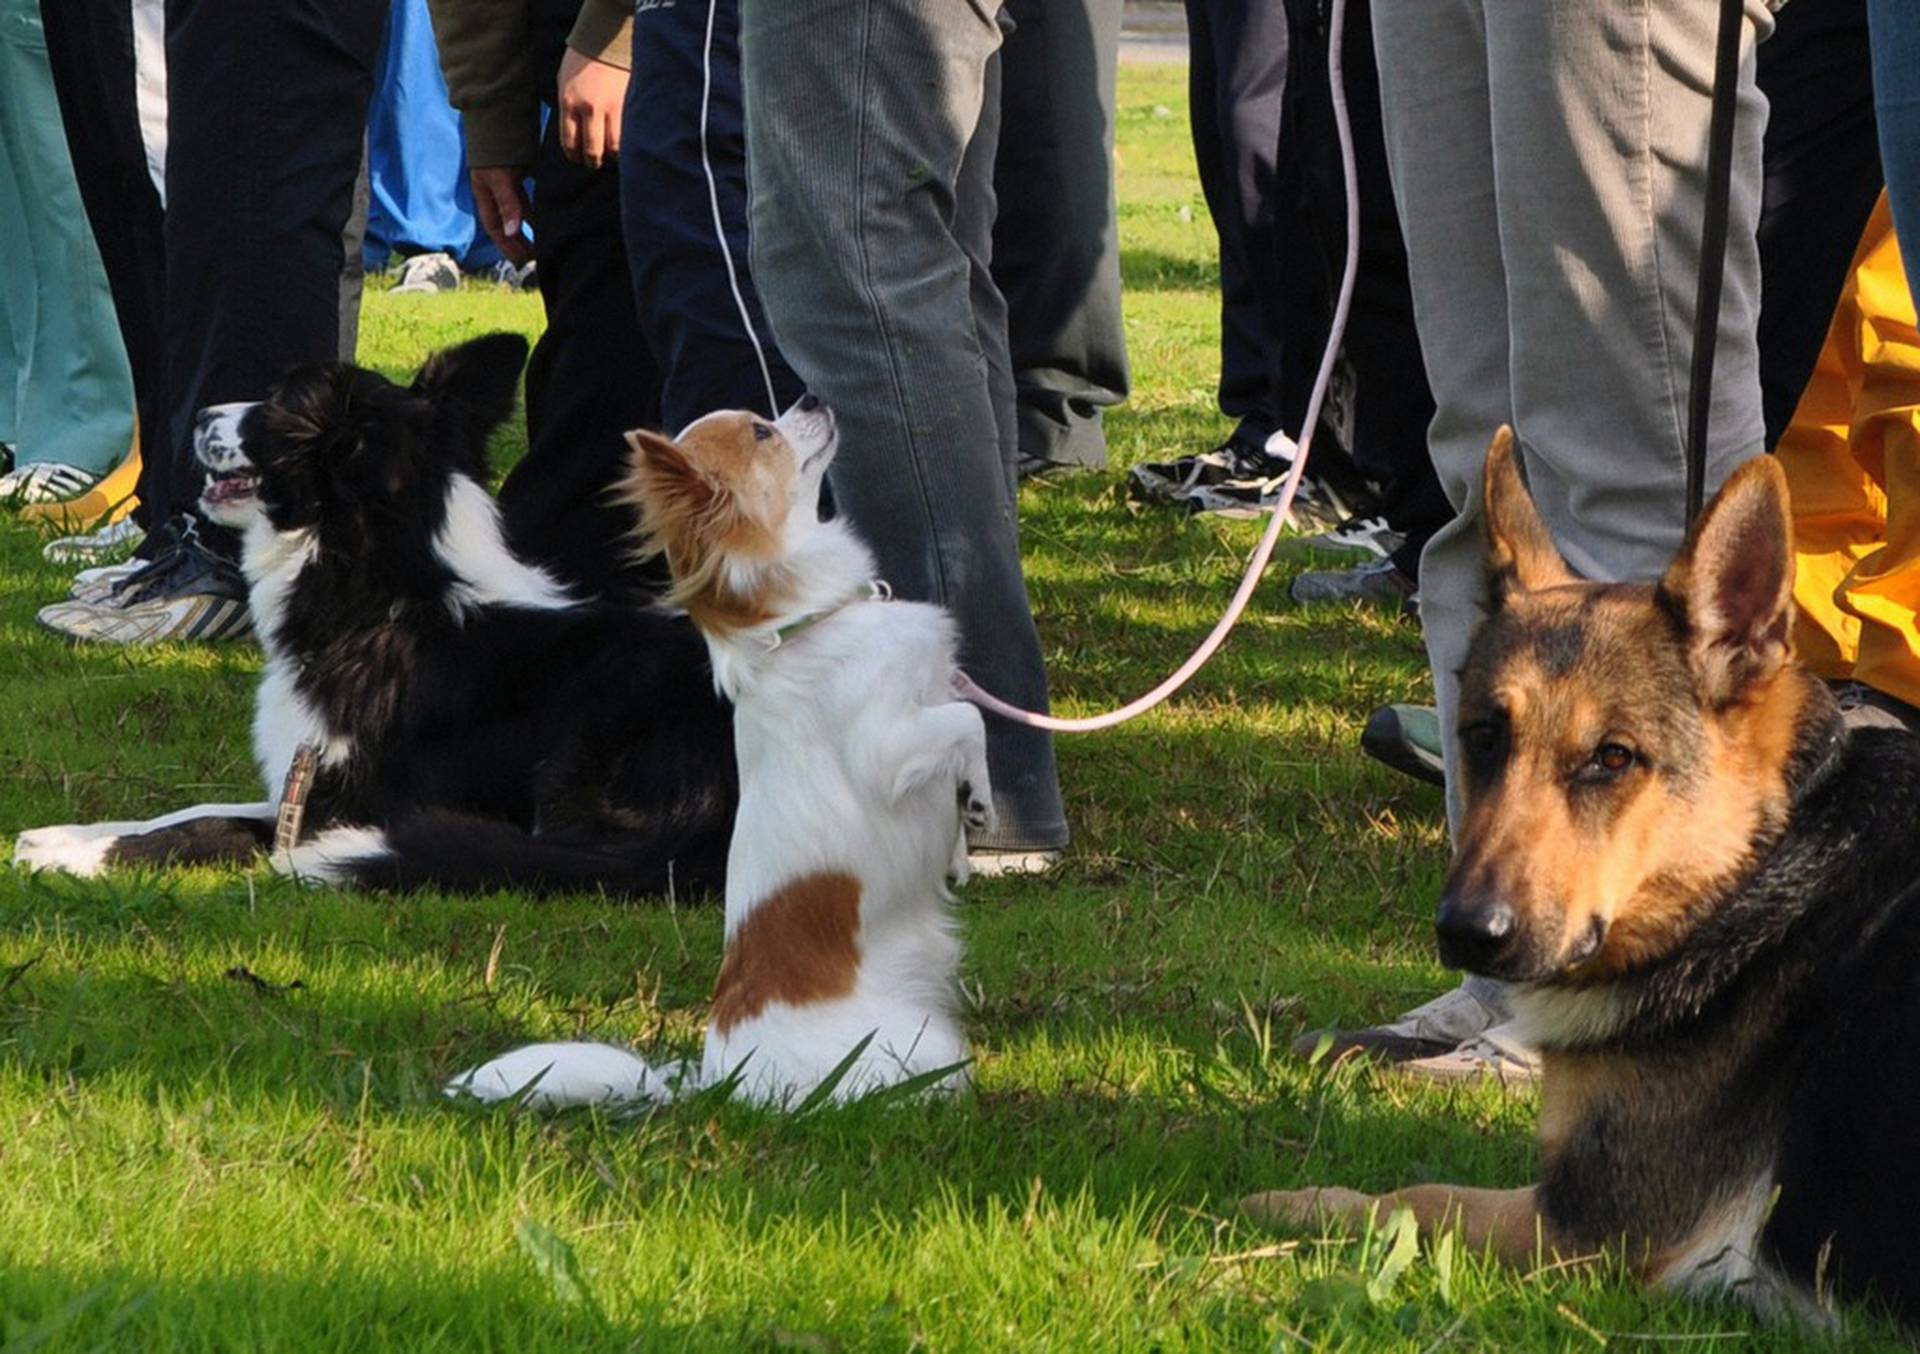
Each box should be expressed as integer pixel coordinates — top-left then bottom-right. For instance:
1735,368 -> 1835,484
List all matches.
273,741 -> 320,853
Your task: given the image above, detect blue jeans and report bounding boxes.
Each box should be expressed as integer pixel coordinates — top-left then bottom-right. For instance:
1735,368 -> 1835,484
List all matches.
0,0 -> 133,474
737,0 -> 1067,849
1869,0 -> 1920,264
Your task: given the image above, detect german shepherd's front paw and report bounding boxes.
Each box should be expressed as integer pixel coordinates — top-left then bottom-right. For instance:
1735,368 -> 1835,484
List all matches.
1240,1186 -> 1379,1230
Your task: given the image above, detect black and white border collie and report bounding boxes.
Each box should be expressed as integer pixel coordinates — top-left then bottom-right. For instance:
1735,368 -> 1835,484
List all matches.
15,335 -> 737,899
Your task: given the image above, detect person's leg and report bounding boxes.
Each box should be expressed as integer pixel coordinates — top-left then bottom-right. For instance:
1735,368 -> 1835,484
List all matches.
1283,0 -> 1442,563
1830,207 -> 1920,715
991,0 -> 1129,474
619,0 -> 801,433
1755,0 -> 1880,449
498,0 -> 664,598
1487,0 -> 1769,604
0,0 -> 134,483
1372,0 -> 1512,823
159,0 -> 389,557
741,0 -> 1066,851
1869,0 -> 1920,263
39,0 -> 167,524
1183,0 -> 1287,451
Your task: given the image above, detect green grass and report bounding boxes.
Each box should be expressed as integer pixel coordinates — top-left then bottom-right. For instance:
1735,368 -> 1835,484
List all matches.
0,64 -> 1896,1350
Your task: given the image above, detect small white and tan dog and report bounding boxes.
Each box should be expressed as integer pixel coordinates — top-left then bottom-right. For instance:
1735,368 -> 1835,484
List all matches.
450,396 -> 991,1108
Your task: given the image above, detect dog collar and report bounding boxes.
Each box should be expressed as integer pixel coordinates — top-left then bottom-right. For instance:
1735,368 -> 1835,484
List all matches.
766,579 -> 891,650
274,741 -> 320,852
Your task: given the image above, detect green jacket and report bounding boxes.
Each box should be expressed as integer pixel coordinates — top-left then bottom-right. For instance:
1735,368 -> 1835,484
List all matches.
424,0 -> 632,169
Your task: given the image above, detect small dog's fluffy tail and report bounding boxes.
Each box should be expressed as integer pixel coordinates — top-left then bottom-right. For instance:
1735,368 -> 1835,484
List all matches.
444,1042 -> 691,1109
282,811 -> 723,901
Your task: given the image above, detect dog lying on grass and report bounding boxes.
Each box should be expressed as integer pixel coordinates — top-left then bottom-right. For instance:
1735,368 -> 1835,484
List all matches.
450,396 -> 986,1108
1244,430 -> 1920,1330
15,335 -> 737,899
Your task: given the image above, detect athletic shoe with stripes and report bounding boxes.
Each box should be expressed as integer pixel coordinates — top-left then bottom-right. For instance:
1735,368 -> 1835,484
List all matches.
1300,513 -> 1402,560
43,517 -> 146,565
0,461 -> 101,505
37,523 -> 251,645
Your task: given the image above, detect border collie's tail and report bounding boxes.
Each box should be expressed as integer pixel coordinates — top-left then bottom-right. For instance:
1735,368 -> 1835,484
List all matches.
276,812 -> 723,900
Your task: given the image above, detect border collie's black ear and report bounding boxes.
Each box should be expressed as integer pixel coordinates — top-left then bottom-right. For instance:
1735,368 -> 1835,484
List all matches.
413,333 -> 529,431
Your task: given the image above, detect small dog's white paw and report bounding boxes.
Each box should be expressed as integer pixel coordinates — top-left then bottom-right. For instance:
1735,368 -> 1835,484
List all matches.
13,823 -> 121,877
445,1041 -> 680,1110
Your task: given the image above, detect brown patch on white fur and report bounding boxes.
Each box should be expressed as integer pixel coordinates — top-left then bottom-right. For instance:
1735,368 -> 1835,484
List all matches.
709,871 -> 862,1035
622,415 -> 797,636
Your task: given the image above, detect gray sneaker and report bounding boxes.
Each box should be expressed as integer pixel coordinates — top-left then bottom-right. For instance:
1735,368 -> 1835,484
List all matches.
1395,1022 -> 1541,1088
1830,680 -> 1920,735
1290,557 -> 1415,606
1360,703 -> 1445,787
1294,981 -> 1502,1063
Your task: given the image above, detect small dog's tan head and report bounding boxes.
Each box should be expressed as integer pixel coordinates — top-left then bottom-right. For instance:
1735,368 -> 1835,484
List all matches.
623,396 -> 837,634
1438,428 -> 1810,983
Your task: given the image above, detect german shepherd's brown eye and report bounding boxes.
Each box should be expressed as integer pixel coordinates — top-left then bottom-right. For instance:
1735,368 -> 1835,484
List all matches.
753,423 -> 773,442
1591,742 -> 1637,774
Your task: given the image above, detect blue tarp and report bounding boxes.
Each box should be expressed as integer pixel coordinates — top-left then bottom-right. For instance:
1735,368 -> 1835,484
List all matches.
364,0 -> 506,273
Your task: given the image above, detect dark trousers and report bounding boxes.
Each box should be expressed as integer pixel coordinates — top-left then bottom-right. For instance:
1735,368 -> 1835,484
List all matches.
498,0 -> 666,597
1184,0 -> 1288,452
1276,0 -> 1447,576
157,0 -> 387,557
38,0 -> 165,498
619,0 -> 801,434
992,0 -> 1131,472
1755,0 -> 1883,450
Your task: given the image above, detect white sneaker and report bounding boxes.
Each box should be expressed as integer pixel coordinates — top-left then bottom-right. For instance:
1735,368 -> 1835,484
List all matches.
0,462 -> 100,504
69,559 -> 146,604
965,847 -> 1064,878
1293,980 -> 1504,1062
44,517 -> 146,565
390,251 -> 461,295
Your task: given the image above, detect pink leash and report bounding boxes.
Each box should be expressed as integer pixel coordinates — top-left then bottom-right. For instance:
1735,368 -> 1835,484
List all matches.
956,0 -> 1362,734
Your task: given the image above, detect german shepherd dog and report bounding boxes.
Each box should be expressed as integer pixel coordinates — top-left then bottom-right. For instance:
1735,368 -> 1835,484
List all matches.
1245,430 -> 1920,1329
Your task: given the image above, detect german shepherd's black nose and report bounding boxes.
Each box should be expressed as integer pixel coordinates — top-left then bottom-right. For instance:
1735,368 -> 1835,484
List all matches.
1435,894 -> 1517,972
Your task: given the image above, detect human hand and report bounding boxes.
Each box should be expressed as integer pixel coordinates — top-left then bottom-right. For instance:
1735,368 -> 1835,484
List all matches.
557,45 -> 628,169
469,166 -> 533,265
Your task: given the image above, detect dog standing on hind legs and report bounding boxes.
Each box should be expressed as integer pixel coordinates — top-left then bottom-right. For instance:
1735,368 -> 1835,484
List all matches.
451,396 -> 989,1107
1245,429 -> 1920,1331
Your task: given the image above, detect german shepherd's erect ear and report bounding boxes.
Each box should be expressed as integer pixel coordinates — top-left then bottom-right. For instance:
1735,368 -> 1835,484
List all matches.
1482,427 -> 1574,603
1657,456 -> 1796,707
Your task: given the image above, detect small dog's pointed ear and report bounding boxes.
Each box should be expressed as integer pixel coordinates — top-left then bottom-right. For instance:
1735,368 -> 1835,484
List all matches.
413,332 -> 529,430
1482,426 -> 1572,602
1659,455 -> 1796,706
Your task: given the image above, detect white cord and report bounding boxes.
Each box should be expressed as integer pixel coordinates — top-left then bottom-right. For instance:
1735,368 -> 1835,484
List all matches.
699,0 -> 780,416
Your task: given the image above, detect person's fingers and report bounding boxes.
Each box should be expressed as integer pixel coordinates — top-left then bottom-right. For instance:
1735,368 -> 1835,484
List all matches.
576,107 -> 605,169
470,171 -> 532,264
603,104 -> 621,161
560,103 -> 582,162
